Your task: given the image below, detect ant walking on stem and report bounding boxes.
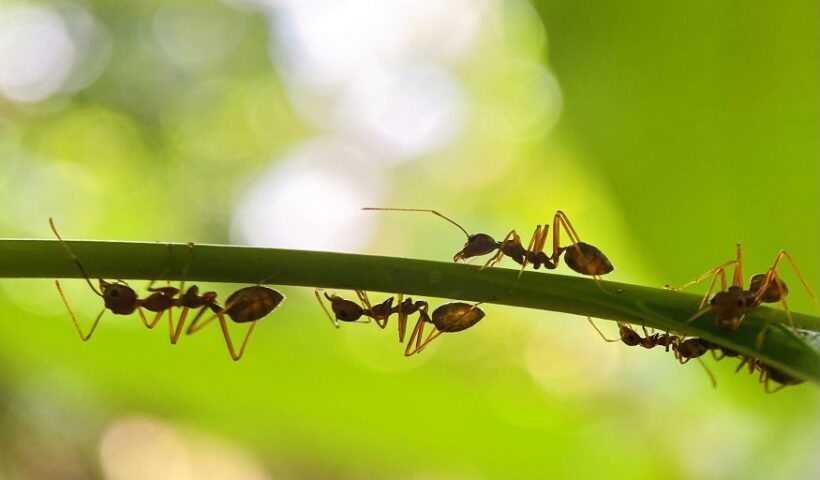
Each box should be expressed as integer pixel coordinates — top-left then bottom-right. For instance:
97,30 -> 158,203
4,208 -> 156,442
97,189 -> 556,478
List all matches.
666,244 -> 817,346
362,208 -> 614,290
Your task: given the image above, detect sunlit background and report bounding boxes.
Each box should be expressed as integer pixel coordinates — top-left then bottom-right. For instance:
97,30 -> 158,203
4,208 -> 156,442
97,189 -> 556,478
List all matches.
0,0 -> 818,478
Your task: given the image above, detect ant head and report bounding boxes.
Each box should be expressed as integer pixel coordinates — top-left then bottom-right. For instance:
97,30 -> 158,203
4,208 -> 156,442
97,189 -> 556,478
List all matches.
430,302 -> 485,333
748,273 -> 788,304
618,325 -> 641,346
325,294 -> 364,322
101,282 -> 138,315
454,234 -> 500,262
562,242 -> 614,276
709,286 -> 747,326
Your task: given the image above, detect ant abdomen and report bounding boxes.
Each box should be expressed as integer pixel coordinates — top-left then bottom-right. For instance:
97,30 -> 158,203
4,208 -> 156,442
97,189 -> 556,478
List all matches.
224,286 -> 285,323
562,242 -> 614,276
748,273 -> 788,303
429,302 -> 485,333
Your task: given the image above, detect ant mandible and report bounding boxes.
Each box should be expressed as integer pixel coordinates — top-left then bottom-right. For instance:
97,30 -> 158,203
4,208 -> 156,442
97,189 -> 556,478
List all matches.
363,208 -> 614,288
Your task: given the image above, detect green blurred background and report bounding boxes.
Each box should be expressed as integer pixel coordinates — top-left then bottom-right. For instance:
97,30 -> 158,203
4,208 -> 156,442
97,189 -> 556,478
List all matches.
0,0 -> 818,478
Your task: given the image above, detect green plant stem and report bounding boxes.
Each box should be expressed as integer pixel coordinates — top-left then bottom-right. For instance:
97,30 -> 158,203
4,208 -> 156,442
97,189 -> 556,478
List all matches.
1,239 -> 819,385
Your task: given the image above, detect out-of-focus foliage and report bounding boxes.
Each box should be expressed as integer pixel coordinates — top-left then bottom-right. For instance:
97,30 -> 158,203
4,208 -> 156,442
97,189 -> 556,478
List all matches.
0,0 -> 817,479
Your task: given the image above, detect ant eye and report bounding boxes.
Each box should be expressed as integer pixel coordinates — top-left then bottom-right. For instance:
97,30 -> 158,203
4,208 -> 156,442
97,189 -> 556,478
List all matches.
737,299 -> 744,307
710,297 -> 716,305
340,311 -> 348,319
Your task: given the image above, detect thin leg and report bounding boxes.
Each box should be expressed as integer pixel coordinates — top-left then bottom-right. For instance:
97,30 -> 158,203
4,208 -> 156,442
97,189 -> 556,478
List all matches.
587,318 -> 619,342
518,225 -> 542,278
185,306 -> 215,334
404,317 -> 427,356
396,293 -> 407,343
731,244 -> 743,288
356,290 -> 386,328
482,230 -> 516,270
696,357 -> 718,389
55,280 -> 105,341
217,313 -> 258,361
665,260 -> 736,293
314,290 -> 339,328
551,211 -> 584,264
169,307 -> 190,344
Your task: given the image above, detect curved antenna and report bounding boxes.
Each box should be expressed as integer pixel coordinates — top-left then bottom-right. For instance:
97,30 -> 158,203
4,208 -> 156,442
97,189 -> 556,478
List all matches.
363,207 -> 470,238
49,218 -> 102,297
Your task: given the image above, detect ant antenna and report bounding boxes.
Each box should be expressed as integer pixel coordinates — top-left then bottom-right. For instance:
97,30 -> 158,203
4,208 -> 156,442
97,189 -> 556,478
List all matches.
49,218 -> 102,297
363,208 -> 471,238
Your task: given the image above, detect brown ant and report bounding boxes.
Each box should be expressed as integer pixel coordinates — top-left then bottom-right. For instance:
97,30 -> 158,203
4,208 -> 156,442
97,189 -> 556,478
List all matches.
734,357 -> 804,393
588,319 -> 717,387
50,218 -> 180,340
315,290 -> 427,343
404,301 -> 485,357
666,244 -> 817,346
362,208 -> 614,288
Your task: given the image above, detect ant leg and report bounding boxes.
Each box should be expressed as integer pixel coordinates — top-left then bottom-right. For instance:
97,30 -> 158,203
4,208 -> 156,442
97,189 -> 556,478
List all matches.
54,280 -> 105,341
731,244 -> 743,288
412,328 -> 443,355
587,318 -> 619,342
396,293 -> 407,343
314,289 -> 339,328
169,307 -> 191,344
766,250 -> 818,302
216,313 -> 258,361
185,306 -> 214,334
517,225 -> 543,278
404,315 -> 428,356
664,261 -> 735,295
695,357 -> 718,389
551,211 -> 584,265
482,230 -> 516,270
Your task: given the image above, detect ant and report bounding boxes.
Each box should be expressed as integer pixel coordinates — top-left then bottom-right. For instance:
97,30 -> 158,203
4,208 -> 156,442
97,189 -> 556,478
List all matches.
733,356 -> 804,393
588,319 -> 717,387
315,290 -> 427,343
183,284 -> 285,361
51,218 -> 284,360
50,218 -> 180,340
666,244 -> 817,346
404,301 -> 485,357
363,208 -> 614,288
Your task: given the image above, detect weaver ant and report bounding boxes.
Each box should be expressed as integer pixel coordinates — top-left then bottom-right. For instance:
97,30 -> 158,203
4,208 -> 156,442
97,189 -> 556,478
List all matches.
363,208 -> 614,287
666,244 -> 817,345
51,218 -> 283,359
50,218 -> 180,340
587,319 -> 717,387
315,290 -> 427,343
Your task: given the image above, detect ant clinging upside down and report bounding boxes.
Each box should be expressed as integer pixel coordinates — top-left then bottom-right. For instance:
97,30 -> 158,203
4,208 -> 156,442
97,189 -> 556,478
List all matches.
362,208 -> 614,289
316,289 -> 485,356
50,218 -> 284,360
